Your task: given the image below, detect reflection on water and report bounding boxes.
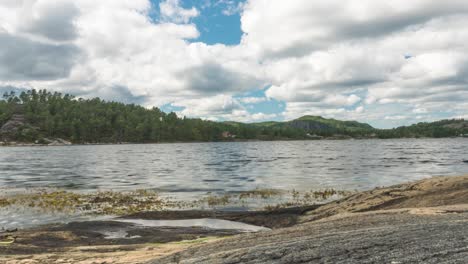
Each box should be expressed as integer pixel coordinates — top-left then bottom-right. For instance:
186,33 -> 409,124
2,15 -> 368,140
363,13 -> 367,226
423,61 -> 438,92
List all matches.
0,139 -> 467,200
0,206 -> 112,230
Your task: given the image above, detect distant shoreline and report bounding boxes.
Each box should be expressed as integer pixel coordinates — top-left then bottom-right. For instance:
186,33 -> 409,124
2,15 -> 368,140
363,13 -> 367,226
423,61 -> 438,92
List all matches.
2,90 -> 467,145
1,136 -> 467,148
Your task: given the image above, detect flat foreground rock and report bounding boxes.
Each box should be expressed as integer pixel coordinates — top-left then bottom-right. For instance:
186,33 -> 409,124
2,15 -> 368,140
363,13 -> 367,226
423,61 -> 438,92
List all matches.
153,205 -> 468,263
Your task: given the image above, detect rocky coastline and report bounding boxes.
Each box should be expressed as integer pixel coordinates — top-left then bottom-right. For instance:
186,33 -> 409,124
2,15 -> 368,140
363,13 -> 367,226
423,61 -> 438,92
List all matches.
0,175 -> 467,263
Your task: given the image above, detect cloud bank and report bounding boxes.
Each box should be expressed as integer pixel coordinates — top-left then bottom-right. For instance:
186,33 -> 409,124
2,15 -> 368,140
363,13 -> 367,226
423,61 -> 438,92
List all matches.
0,0 -> 467,127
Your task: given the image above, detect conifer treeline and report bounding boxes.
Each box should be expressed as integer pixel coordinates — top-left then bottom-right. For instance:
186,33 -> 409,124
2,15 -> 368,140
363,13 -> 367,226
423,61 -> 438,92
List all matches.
0,89 -> 466,143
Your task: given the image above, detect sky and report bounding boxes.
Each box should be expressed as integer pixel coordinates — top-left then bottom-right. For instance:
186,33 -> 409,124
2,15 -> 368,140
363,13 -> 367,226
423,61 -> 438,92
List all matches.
0,1 -> 468,128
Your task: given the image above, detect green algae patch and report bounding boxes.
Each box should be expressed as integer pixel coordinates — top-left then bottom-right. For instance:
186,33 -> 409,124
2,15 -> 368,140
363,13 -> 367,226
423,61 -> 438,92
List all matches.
263,189 -> 353,210
199,194 -> 232,207
238,189 -> 284,199
189,188 -> 352,209
0,198 -> 11,207
0,189 -> 166,215
0,188 -> 353,216
291,188 -> 352,203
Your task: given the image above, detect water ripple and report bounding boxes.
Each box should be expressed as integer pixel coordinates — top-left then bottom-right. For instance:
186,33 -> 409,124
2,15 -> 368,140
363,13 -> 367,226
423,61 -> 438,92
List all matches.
0,139 -> 467,197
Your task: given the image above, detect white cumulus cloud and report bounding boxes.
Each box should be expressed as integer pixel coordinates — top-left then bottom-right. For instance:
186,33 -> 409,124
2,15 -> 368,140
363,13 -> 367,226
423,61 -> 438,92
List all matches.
0,0 -> 468,126
159,0 -> 199,24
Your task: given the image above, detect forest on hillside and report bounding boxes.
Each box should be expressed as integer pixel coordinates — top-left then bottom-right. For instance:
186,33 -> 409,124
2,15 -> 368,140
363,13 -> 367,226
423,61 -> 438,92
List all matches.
0,90 -> 467,144
0,90 -> 306,143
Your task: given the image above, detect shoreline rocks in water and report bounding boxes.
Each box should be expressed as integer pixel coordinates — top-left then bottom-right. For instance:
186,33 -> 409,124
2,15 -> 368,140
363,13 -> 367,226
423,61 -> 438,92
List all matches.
39,138 -> 72,146
0,113 -> 71,147
0,137 -> 72,146
1,175 -> 467,263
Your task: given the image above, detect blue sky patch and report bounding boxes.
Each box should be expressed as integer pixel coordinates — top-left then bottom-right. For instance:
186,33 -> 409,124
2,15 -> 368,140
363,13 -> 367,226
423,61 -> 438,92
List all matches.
160,103 -> 185,113
150,0 -> 245,45
236,88 -> 285,121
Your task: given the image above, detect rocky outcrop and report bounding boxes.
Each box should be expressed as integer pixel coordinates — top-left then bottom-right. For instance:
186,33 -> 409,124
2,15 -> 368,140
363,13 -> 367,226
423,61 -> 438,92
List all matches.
0,114 -> 25,136
299,175 -> 468,223
0,114 -> 73,145
41,138 -> 72,146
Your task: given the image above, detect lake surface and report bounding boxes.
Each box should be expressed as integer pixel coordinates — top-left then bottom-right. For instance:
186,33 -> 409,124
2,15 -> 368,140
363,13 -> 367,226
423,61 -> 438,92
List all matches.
1,139 -> 467,199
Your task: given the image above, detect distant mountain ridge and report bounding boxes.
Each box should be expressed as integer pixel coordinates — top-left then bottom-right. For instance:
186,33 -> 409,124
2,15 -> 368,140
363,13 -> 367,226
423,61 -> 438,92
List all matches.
1,89 -> 467,144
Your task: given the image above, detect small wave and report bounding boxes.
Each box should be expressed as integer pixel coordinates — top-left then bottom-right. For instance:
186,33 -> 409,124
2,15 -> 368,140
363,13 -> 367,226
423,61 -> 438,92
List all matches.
229,176 -> 250,180
230,159 -> 252,163
256,159 -> 276,162
205,162 -> 224,166
419,160 -> 435,164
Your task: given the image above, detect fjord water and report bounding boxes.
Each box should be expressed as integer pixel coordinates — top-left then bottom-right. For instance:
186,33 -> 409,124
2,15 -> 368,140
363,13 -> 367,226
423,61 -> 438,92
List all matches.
1,139 -> 467,198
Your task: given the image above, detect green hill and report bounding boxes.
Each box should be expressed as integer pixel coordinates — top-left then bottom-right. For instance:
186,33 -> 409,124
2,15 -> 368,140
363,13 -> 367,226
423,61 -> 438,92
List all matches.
377,119 -> 468,138
243,115 -> 374,138
285,115 -> 374,136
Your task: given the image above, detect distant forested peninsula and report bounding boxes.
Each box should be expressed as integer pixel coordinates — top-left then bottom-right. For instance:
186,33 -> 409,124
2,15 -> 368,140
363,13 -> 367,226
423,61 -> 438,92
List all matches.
0,89 -> 467,144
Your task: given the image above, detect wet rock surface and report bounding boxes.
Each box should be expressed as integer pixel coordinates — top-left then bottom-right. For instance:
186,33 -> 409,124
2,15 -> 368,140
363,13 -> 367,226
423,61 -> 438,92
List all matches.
153,207 -> 468,264
0,207 -> 312,263
123,205 -> 320,229
0,220 -> 240,256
